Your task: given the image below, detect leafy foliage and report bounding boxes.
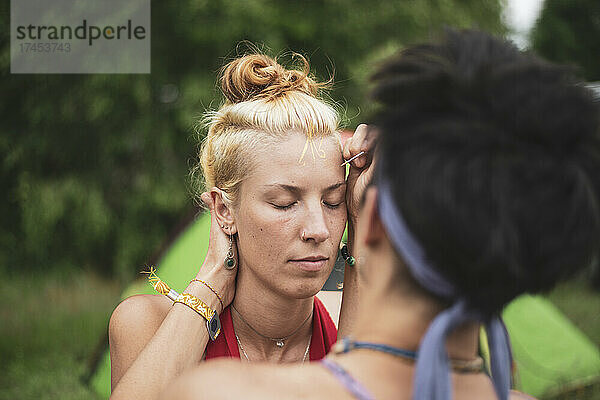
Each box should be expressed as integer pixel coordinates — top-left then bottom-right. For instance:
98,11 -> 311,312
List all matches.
0,0 -> 505,280
531,0 -> 600,81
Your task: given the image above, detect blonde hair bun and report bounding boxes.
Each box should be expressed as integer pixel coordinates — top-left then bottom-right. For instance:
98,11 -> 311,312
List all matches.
192,50 -> 340,207
220,54 -> 323,103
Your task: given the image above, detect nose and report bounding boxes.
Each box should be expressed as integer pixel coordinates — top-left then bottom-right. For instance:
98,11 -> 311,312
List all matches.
301,202 -> 331,243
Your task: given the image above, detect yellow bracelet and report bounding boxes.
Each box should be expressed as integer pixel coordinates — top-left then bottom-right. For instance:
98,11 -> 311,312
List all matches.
142,267 -> 221,340
190,279 -> 224,311
174,293 -> 221,341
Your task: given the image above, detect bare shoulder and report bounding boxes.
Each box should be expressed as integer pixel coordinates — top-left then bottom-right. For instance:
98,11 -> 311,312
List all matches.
510,391 -> 537,400
109,294 -> 172,387
109,293 -> 172,337
316,290 -> 342,327
166,359 -> 351,400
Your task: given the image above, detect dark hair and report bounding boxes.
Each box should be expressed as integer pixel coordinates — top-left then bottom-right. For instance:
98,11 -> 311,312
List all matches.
371,29 -> 600,315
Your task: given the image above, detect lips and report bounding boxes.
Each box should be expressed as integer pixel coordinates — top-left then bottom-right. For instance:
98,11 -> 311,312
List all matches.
289,255 -> 329,272
295,255 -> 328,262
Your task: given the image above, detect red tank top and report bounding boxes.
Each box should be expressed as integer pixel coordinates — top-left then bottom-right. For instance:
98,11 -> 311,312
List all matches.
205,296 -> 337,361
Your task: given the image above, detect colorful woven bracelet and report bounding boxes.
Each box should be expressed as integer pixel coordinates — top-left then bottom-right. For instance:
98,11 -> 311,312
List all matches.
142,267 -> 221,340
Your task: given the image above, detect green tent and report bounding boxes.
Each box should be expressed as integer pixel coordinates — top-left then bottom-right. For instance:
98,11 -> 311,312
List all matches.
89,212 -> 600,399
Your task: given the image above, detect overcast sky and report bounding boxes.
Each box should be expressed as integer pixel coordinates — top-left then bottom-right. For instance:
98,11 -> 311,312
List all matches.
504,0 -> 545,47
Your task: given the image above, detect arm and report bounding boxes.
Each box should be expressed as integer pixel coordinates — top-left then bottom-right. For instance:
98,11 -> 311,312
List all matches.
110,281 -> 222,400
110,190 -> 237,400
337,222 -> 359,338
109,294 -> 171,389
336,124 -> 377,338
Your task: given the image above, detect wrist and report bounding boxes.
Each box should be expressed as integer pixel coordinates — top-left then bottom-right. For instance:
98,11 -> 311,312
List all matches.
144,267 -> 223,340
185,281 -> 223,314
194,264 -> 234,309
173,286 -> 222,341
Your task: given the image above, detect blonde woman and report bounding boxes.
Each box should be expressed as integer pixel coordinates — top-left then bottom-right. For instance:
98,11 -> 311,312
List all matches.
108,53 -> 374,399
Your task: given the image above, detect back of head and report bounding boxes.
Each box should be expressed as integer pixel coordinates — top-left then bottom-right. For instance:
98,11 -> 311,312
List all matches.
191,52 -> 339,206
371,29 -> 600,316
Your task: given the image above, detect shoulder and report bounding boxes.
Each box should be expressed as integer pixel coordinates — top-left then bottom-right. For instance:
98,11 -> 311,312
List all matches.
166,360 -> 350,400
510,391 -> 537,400
109,294 -> 172,387
316,290 -> 342,328
109,294 -> 172,338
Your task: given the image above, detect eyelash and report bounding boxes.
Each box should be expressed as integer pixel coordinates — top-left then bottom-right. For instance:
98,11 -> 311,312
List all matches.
272,201 -> 343,210
273,202 -> 296,210
324,201 -> 343,209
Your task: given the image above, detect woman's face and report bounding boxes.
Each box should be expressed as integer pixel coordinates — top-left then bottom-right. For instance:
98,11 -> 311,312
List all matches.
233,131 -> 347,299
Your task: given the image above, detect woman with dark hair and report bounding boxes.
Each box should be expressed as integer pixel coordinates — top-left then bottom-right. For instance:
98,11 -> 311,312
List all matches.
127,29 -> 600,400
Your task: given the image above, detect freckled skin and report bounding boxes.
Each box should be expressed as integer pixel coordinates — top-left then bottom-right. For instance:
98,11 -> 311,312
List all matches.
232,132 -> 347,299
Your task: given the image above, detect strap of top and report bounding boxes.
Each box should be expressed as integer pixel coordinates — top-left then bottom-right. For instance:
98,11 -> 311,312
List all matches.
321,358 -> 374,400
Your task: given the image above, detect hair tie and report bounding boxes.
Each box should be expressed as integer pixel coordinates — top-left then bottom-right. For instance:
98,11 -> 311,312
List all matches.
376,171 -> 512,400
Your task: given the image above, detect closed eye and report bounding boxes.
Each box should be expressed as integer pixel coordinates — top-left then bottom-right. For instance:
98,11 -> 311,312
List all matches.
271,202 -> 297,210
324,201 -> 344,209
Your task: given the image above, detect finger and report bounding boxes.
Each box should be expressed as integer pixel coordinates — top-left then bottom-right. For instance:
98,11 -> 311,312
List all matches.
342,124 -> 367,166
207,198 -> 220,236
353,126 -> 380,169
342,135 -> 353,161
349,124 -> 370,169
205,190 -> 225,233
351,153 -> 367,169
361,151 -> 378,186
201,193 -> 220,233
362,126 -> 379,154
353,123 -> 369,141
349,124 -> 368,155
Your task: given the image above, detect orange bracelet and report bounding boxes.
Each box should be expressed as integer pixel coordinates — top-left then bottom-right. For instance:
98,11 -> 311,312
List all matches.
143,267 -> 221,340
174,293 -> 221,341
190,279 -> 224,311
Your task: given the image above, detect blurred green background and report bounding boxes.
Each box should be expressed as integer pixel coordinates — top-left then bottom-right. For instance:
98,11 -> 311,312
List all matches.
0,0 -> 598,399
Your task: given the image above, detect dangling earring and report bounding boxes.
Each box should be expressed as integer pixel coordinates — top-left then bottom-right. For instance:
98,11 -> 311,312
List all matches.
224,233 -> 236,270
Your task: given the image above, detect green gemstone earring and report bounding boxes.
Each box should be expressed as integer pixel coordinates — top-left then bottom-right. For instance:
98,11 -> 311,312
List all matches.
224,233 -> 236,270
340,243 -> 356,267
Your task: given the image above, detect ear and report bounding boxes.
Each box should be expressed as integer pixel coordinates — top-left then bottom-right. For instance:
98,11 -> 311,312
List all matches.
209,187 -> 238,235
360,186 -> 384,247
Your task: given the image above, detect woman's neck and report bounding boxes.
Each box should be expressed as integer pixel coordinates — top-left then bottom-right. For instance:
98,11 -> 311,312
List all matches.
351,276 -> 480,362
230,264 -> 315,361
331,283 -> 491,399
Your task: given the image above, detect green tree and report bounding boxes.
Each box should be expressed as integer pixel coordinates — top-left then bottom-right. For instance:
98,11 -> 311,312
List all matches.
531,0 -> 600,81
0,0 -> 506,281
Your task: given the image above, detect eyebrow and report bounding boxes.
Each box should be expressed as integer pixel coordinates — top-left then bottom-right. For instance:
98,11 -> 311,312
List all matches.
262,181 -> 346,193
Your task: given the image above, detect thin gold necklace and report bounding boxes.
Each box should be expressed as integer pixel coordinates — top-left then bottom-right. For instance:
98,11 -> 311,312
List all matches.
235,332 -> 311,363
231,303 -> 312,348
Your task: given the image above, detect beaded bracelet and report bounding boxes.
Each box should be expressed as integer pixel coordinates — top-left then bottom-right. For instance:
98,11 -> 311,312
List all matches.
190,278 -> 224,311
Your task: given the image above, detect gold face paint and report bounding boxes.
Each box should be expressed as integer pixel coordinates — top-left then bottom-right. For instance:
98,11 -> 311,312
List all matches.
298,127 -> 326,165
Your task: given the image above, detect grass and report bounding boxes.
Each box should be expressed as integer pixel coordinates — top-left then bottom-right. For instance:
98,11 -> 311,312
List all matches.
546,279 -> 600,347
0,268 -> 597,399
0,268 -> 121,400
542,279 -> 600,399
